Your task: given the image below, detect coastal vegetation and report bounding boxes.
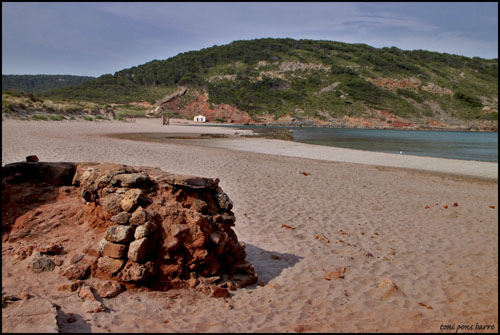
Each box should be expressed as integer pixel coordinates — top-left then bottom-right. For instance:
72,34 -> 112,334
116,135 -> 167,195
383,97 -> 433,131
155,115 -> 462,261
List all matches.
2,74 -> 95,92
2,38 -> 497,126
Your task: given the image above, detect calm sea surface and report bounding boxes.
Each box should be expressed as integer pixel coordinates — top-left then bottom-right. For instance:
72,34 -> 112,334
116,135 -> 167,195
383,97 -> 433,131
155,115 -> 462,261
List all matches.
226,125 -> 498,163
291,127 -> 498,162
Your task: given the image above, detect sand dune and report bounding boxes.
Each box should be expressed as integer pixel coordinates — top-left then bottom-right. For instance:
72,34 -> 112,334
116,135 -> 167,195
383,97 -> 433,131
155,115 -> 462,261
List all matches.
2,118 -> 498,332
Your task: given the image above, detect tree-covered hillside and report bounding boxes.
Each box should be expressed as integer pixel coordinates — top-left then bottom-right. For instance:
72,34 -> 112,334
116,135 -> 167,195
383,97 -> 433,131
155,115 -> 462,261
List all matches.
2,74 -> 96,93
35,38 -> 499,123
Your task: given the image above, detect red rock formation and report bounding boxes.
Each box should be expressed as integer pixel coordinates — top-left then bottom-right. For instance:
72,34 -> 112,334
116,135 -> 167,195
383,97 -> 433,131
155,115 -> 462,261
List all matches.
2,159 -> 257,297
166,91 -> 253,123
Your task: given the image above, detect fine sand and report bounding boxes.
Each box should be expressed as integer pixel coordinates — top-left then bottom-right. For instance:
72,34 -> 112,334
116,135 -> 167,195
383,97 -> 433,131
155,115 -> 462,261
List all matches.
2,118 -> 498,332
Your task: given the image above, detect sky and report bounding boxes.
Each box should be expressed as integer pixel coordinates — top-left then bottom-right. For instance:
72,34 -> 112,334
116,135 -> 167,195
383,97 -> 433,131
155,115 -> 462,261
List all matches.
2,2 -> 498,77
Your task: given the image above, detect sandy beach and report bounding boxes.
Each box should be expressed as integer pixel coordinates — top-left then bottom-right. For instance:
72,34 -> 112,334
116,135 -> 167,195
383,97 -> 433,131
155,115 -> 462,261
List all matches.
2,118 -> 498,333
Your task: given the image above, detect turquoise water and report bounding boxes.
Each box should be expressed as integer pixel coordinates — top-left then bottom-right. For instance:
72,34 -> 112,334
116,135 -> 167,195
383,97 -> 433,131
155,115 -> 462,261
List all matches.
291,127 -> 498,162
225,125 -> 498,162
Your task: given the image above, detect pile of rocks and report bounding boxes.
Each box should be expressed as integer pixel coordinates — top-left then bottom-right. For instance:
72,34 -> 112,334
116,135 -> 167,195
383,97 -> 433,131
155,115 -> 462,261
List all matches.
95,205 -> 158,284
2,158 -> 257,298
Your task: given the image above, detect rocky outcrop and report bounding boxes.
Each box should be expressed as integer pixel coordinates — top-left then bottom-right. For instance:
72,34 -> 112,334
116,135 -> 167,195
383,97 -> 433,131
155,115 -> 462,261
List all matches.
366,77 -> 453,96
421,83 -> 453,95
2,158 -> 257,297
256,61 -> 331,81
166,91 -> 253,124
146,86 -> 188,116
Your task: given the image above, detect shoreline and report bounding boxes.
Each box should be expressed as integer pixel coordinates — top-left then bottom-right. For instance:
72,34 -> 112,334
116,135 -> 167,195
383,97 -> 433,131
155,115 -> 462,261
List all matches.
102,132 -> 499,182
220,122 -> 499,133
2,118 -> 497,180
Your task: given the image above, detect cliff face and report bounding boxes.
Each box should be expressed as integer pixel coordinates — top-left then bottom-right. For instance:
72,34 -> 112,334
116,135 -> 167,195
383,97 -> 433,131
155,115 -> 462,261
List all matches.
165,91 -> 253,124
162,88 -> 497,131
2,159 -> 257,299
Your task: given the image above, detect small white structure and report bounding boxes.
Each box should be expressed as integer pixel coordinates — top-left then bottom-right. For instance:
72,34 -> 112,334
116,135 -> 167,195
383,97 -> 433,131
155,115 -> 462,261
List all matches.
194,115 -> 206,123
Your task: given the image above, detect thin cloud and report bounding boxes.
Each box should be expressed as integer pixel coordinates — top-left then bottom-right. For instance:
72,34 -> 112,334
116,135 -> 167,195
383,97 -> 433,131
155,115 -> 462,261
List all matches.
92,2 -> 437,38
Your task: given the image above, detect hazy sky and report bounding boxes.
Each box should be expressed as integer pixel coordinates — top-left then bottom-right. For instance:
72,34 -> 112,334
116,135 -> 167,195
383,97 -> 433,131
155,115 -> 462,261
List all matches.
2,2 -> 498,77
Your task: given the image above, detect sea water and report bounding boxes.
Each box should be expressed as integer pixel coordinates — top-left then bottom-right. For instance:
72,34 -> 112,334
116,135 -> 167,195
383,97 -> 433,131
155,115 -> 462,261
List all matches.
291,127 -> 498,163
221,124 -> 498,162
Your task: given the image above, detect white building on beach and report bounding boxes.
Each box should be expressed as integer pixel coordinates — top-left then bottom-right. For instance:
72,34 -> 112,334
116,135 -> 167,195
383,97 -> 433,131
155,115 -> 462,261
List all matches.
194,115 -> 206,122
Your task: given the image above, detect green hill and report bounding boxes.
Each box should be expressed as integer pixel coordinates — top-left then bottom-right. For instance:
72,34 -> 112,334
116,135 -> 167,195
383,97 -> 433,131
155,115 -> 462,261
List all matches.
15,38 -> 500,128
2,74 -> 96,93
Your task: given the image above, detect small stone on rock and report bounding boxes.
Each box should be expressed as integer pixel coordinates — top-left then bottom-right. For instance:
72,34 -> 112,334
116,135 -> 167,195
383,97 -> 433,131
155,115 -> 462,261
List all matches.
26,155 -> 39,162
96,280 -> 123,298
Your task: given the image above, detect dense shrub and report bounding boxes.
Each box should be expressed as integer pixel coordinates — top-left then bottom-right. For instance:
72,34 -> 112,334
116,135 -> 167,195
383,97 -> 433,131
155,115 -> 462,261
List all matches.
17,37 -> 494,122
453,92 -> 482,107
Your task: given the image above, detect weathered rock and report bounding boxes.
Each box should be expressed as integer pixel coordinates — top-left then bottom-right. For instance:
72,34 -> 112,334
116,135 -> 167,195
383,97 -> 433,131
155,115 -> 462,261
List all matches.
159,263 -> 182,280
102,243 -> 127,259
134,221 -> 157,239
2,161 -> 76,186
104,225 -> 134,243
100,193 -> 124,215
74,163 -> 134,190
215,191 -> 233,211
31,255 -> 55,273
190,233 -> 207,249
226,281 -> 236,291
210,232 -> 222,245
129,206 -> 152,226
127,238 -> 150,262
95,280 -> 123,298
111,173 -> 154,188
60,263 -> 90,280
188,277 -> 200,288
3,160 -> 257,297
171,224 -> 190,237
121,188 -> 142,212
191,199 -> 208,212
118,260 -> 155,282
14,246 -> 34,260
98,238 -> 109,254
210,285 -> 230,298
71,254 -> 85,264
157,173 -> 220,189
58,281 -> 84,292
97,256 -> 125,276
161,237 -> 181,254
110,211 -> 131,225
81,188 -> 96,202
78,285 -> 98,301
36,243 -> 63,255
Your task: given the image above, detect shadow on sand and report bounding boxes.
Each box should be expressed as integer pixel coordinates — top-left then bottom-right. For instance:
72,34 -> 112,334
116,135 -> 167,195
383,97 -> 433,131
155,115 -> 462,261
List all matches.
244,243 -> 303,286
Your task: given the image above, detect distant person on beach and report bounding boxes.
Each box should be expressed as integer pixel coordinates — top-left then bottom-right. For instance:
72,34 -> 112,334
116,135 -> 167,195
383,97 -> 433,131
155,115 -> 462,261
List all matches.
162,110 -> 169,125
